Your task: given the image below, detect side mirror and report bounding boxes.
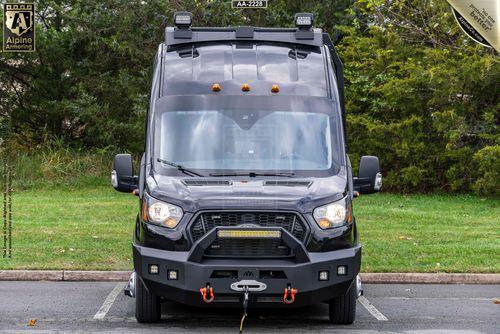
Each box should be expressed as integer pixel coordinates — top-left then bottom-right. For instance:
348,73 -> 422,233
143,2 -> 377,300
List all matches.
354,156 -> 382,194
111,154 -> 137,193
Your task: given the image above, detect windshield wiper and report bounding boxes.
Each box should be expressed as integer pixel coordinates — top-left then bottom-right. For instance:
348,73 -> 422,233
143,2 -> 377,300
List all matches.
157,158 -> 204,177
209,171 -> 295,178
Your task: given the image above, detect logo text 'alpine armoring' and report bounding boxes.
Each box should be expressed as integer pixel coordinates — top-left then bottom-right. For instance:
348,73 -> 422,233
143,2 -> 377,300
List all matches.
3,3 -> 35,52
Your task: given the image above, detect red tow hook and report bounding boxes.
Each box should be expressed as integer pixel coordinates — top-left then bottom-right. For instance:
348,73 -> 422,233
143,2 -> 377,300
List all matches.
283,285 -> 298,304
200,284 -> 215,303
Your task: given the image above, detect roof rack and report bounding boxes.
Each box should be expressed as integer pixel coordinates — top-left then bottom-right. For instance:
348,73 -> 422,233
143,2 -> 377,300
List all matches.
165,12 -> 323,47
165,26 -> 324,47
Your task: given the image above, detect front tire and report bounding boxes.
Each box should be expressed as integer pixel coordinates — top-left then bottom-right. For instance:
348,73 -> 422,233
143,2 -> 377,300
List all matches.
328,283 -> 356,324
135,277 -> 161,323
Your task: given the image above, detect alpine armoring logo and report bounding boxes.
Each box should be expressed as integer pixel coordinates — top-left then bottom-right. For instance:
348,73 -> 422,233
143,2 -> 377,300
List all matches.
3,3 -> 35,52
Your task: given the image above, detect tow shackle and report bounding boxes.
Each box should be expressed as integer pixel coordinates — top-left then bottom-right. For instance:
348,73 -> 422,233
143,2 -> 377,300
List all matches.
200,284 -> 215,303
283,285 -> 298,304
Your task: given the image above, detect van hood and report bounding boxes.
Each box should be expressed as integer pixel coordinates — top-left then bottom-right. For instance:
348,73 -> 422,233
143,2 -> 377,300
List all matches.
146,168 -> 347,214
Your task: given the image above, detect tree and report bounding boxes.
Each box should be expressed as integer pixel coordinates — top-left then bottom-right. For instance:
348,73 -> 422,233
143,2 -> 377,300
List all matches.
338,0 -> 499,194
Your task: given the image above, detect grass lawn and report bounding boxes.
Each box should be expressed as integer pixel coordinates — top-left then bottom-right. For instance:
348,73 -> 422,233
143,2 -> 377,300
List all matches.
1,186 -> 498,272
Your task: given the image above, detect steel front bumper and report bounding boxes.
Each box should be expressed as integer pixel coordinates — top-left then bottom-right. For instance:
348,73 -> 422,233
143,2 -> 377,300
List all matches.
133,228 -> 361,307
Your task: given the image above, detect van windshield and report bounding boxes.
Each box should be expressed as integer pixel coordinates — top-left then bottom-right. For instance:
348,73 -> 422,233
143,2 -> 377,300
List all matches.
154,109 -> 340,175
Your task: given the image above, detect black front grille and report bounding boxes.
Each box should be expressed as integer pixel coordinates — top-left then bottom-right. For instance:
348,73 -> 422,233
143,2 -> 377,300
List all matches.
205,238 -> 291,258
190,212 -> 307,243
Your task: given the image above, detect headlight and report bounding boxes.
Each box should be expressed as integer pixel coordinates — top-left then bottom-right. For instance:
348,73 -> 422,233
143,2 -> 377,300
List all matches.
143,195 -> 183,228
313,197 -> 349,229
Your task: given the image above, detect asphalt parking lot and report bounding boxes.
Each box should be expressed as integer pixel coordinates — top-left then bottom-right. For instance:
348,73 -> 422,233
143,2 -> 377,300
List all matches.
0,282 -> 498,333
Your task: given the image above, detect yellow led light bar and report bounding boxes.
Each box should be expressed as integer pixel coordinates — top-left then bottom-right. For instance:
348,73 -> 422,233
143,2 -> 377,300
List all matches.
217,230 -> 281,239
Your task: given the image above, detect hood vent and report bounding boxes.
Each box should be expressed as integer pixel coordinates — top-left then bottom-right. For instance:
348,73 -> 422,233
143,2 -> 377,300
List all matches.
183,179 -> 232,186
263,180 -> 312,187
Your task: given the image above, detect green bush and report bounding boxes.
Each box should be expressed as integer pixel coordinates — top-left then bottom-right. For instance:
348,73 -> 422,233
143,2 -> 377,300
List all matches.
9,140 -> 115,190
340,0 -> 499,195
473,146 -> 500,197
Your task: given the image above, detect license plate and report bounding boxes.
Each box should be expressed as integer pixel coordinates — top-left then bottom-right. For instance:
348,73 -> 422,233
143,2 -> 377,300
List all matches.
232,1 -> 268,9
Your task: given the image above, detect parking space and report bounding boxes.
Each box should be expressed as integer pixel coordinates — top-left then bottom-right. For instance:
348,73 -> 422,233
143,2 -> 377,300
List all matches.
0,282 -> 498,333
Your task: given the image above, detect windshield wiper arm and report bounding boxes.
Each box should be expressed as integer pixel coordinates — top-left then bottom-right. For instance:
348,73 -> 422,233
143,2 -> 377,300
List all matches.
209,171 -> 295,178
157,158 -> 204,177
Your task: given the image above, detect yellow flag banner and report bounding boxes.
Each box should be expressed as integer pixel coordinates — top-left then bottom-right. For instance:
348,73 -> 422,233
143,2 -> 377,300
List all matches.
447,0 -> 499,52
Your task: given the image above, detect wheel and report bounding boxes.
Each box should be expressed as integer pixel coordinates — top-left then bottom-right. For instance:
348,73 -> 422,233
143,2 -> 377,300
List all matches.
135,277 -> 161,323
328,283 -> 356,324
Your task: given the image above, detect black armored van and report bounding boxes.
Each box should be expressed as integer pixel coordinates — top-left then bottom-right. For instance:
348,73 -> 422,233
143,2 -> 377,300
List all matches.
112,12 -> 382,325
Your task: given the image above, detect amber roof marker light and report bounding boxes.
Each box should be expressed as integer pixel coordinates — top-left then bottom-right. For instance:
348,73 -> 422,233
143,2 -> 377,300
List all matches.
212,83 -> 221,92
271,84 -> 280,93
241,83 -> 250,92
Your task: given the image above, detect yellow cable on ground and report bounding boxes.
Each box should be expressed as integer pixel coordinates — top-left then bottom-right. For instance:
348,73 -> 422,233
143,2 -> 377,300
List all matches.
239,313 -> 247,334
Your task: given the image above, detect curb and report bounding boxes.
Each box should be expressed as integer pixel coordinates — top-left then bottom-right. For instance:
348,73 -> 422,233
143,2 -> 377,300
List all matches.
1,270 -> 499,284
0,270 -> 64,281
0,270 -> 130,281
359,273 -> 500,284
63,270 -> 131,281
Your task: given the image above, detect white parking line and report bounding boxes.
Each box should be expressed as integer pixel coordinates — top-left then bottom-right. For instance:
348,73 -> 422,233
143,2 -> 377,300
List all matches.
358,295 -> 388,321
384,297 -> 492,301
93,283 -> 125,320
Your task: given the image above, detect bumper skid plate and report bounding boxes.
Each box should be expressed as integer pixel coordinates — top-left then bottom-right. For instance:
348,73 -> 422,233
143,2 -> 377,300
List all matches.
133,227 -> 361,307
